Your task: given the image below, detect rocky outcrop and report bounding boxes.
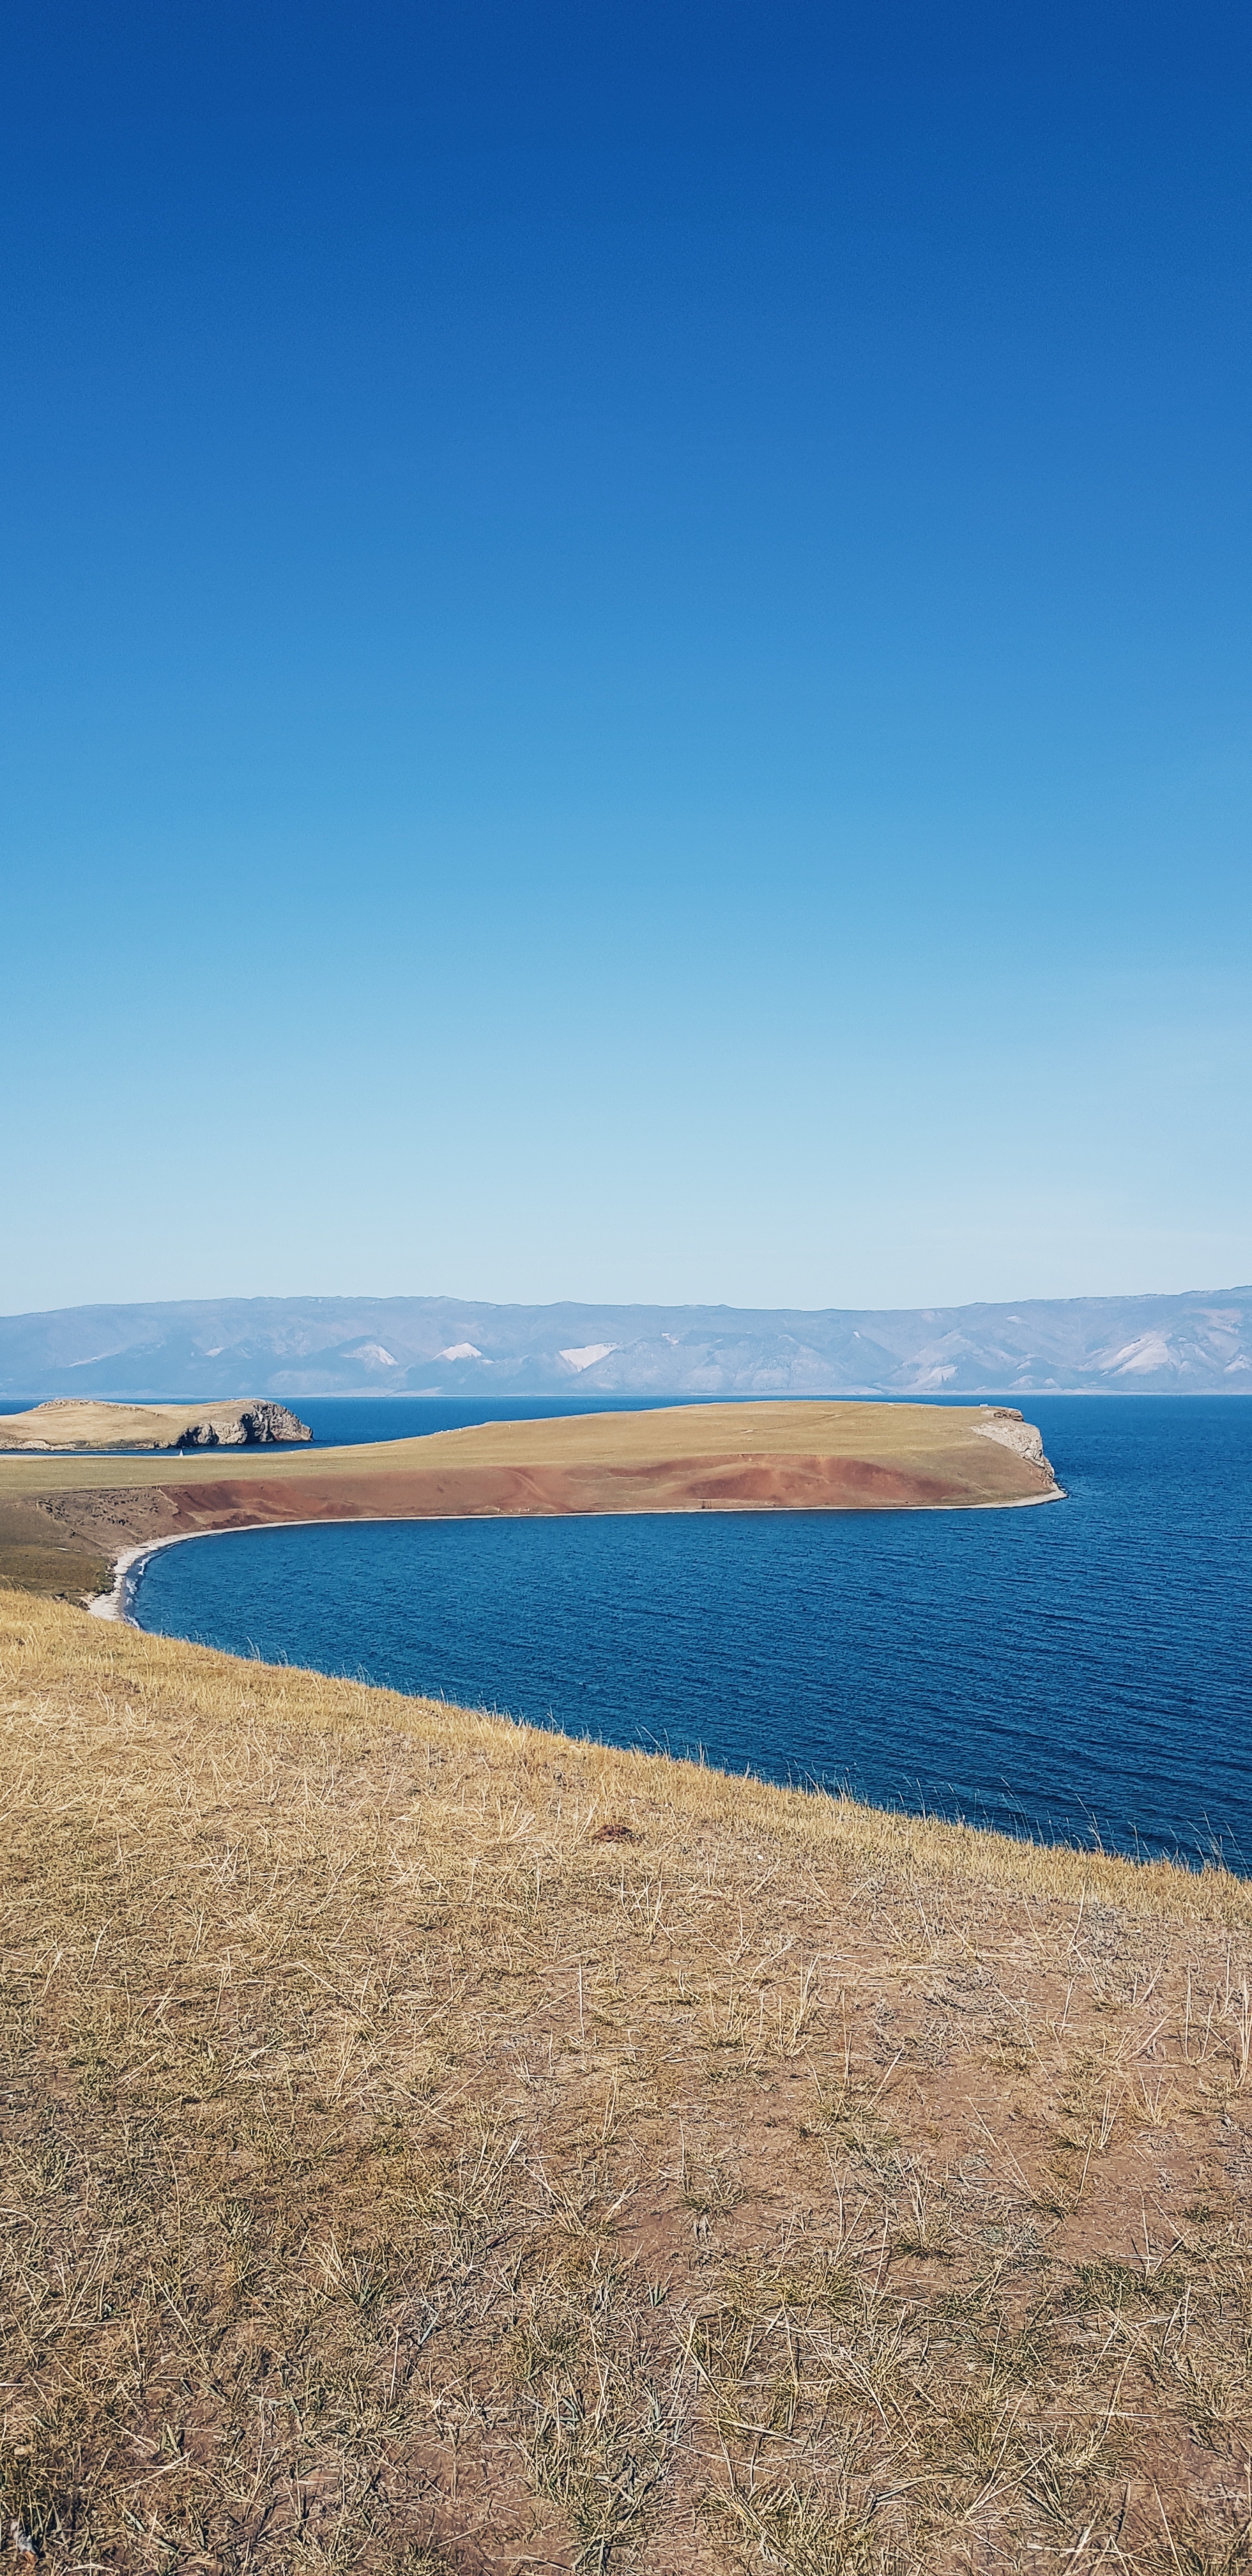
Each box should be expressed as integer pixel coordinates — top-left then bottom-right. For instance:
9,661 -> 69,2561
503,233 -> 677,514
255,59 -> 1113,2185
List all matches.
176,1403 -> 312,1448
972,1407 -> 1057,1485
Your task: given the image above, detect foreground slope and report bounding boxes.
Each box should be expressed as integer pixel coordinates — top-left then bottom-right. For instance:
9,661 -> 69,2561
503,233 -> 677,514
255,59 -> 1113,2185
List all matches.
2,1588 -> 1251,2573
0,1400 -> 1060,1599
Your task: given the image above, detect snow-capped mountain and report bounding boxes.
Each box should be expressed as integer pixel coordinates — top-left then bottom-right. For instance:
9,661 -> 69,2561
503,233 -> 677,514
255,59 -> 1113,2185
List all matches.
0,1288 -> 1248,1399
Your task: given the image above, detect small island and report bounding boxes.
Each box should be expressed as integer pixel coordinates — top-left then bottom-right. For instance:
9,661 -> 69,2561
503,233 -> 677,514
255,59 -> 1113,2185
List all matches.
0,1397 -> 312,1452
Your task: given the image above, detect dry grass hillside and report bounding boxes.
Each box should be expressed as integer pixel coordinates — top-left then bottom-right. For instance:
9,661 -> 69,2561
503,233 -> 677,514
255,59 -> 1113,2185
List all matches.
3,1588 -> 1251,2574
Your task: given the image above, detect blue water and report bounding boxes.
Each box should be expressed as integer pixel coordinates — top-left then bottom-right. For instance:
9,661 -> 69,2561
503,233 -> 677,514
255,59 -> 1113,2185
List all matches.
132,1397 -> 1252,1871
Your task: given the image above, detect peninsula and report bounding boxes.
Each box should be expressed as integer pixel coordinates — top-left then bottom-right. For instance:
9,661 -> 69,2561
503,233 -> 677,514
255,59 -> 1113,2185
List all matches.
0,1397 -> 1060,1603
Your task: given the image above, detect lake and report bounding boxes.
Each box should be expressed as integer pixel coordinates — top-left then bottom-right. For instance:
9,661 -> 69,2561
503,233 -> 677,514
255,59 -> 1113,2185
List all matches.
131,1395 -> 1252,1870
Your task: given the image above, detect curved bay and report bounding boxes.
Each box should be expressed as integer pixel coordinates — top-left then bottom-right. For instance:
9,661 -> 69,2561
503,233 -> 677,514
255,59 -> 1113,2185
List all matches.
132,1395 -> 1252,1869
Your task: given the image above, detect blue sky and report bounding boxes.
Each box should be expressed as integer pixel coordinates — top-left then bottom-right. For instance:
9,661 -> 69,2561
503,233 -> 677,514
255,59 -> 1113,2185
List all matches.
3,1 -> 1249,1313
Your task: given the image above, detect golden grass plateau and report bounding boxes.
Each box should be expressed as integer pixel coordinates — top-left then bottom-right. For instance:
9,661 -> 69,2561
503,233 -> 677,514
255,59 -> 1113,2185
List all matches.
3,1586 -> 1251,2573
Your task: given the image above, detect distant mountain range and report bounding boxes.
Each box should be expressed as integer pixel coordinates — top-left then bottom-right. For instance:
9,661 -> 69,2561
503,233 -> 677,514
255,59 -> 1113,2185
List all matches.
0,1288 -> 1249,1400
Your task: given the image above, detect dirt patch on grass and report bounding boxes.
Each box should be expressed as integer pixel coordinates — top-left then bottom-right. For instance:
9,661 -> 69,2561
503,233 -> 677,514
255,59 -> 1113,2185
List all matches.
3,1591 -> 1249,2573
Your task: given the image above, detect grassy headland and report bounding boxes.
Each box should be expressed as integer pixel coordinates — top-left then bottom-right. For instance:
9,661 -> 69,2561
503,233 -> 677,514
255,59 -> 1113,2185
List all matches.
2,1585 -> 1250,2572
0,1400 -> 1060,1602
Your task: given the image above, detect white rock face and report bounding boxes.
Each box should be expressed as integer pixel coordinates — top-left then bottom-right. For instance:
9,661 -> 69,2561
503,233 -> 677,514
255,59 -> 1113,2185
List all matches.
1101,1333 -> 1173,1377
972,1407 -> 1054,1480
438,1342 -> 484,1362
558,1344 -> 618,1374
178,1403 -> 312,1448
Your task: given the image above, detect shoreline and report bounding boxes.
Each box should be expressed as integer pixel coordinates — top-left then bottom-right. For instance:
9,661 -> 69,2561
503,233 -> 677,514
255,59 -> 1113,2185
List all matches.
91,1480 -> 1066,1627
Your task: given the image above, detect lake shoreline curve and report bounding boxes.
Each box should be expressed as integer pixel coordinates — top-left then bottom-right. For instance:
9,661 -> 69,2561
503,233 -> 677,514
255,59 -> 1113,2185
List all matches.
91,1466 -> 1067,1627
0,1397 -> 1064,1610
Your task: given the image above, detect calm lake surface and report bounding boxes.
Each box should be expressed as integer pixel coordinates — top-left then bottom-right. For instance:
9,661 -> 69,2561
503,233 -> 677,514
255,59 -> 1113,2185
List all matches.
132,1397 -> 1252,1871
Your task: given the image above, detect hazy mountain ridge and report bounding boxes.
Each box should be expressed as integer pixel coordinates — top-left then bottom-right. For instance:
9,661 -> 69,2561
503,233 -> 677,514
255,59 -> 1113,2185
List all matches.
1,1289 -> 1249,1399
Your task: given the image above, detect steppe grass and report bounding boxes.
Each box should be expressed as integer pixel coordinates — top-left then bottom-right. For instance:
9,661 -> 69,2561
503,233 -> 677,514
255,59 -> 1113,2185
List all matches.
3,1588 -> 1252,2573
0,1505 -> 111,1601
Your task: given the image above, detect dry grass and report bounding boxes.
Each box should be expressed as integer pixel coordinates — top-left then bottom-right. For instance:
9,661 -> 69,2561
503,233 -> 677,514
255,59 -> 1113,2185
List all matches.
3,1588 -> 1252,2573
0,1505 -> 111,1603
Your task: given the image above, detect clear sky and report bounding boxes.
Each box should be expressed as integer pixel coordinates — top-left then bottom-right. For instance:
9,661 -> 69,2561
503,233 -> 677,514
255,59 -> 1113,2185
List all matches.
4,1 -> 1250,1315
